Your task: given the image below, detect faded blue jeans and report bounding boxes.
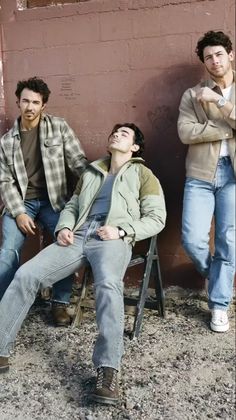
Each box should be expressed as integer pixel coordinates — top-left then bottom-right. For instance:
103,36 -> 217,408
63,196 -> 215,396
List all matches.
0,214 -> 132,370
182,157 -> 235,310
0,198 -> 73,303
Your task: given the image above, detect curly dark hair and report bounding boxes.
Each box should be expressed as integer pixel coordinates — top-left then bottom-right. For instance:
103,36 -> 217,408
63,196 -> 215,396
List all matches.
196,31 -> 233,62
15,77 -> 51,104
109,123 -> 145,157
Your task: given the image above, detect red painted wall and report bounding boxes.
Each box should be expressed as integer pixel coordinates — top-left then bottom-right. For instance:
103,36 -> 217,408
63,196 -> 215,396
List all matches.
0,0 -> 235,288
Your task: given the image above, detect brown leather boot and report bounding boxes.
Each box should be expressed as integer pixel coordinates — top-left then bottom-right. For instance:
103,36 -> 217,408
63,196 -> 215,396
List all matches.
0,356 -> 9,373
51,304 -> 71,327
92,367 -> 119,405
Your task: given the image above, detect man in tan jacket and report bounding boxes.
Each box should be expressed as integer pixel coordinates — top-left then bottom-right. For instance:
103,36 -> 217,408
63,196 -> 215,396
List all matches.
178,31 -> 235,333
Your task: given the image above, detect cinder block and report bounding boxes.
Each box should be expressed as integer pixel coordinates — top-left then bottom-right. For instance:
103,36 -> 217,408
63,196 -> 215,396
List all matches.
69,40 -> 129,74
42,14 -> 100,46
133,8 -> 161,38
2,21 -> 44,51
129,35 -> 192,70
3,47 -> 70,81
100,11 -> 133,41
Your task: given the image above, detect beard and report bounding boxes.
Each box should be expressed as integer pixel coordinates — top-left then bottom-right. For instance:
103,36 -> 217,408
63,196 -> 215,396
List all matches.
207,61 -> 232,81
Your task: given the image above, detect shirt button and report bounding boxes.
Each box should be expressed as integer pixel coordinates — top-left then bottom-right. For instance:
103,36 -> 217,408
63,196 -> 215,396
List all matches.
225,133 -> 229,137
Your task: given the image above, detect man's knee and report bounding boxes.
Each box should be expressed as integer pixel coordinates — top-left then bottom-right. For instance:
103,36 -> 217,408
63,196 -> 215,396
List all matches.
13,263 -> 41,297
181,234 -> 205,257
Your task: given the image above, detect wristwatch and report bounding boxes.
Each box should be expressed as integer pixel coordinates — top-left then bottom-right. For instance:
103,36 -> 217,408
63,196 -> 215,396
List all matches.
216,97 -> 227,109
118,227 -> 126,238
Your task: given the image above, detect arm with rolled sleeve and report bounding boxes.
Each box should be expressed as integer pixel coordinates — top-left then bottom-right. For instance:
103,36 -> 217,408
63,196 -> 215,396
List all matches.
177,88 -> 234,145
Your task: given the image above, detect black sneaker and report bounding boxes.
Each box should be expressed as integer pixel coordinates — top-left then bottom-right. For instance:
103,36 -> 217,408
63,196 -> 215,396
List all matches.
0,356 -> 9,373
92,367 -> 119,405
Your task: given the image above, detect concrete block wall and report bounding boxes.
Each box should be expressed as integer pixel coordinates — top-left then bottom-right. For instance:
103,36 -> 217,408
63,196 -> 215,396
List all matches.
0,0 -> 235,287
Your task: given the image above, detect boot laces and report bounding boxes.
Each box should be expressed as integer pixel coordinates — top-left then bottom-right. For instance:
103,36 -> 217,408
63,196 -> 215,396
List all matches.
96,367 -> 117,391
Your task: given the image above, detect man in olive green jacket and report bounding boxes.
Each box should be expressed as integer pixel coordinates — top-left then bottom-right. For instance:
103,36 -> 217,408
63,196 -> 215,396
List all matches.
0,123 -> 166,406
178,31 -> 235,333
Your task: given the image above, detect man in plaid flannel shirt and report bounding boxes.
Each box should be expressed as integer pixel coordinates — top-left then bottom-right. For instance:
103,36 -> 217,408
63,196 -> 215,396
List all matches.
0,77 -> 87,326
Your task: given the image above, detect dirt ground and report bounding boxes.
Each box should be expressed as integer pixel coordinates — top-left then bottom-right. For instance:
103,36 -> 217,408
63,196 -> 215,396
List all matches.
0,287 -> 235,420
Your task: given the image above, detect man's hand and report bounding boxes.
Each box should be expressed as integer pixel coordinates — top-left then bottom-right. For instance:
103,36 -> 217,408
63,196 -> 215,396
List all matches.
57,228 -> 74,246
16,213 -> 36,235
97,225 -> 119,240
196,87 -> 220,105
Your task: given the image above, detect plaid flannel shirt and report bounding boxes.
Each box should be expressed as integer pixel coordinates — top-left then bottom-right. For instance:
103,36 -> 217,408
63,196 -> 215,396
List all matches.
0,113 -> 87,217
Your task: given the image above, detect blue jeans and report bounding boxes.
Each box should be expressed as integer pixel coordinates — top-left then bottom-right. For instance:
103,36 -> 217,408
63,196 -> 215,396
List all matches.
182,157 -> 235,310
0,214 -> 132,370
0,198 -> 73,303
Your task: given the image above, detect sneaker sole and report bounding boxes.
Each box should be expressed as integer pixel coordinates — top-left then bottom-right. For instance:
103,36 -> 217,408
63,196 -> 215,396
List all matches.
210,322 -> 229,333
91,394 -> 118,406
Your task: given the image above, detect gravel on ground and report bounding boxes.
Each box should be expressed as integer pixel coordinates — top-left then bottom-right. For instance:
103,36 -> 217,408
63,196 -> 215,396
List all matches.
0,287 -> 235,420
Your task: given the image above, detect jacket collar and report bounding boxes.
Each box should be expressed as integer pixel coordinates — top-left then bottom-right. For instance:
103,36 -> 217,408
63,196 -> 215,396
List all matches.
12,117 -> 21,138
90,156 -> 145,175
204,69 -> 235,90
11,113 -> 49,139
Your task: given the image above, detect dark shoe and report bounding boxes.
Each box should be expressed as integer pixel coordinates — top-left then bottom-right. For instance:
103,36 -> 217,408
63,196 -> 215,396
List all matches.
92,367 -> 119,405
51,304 -> 71,327
0,356 -> 9,373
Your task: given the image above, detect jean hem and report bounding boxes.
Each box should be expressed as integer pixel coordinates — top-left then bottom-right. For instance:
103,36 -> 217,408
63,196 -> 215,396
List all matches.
51,300 -> 70,305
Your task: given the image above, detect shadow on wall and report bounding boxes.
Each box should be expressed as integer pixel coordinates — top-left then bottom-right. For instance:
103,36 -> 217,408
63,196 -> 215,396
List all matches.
0,113 -> 7,138
132,64 -> 204,288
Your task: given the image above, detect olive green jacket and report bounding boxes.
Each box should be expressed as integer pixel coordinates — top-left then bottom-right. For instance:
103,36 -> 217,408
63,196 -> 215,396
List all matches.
177,71 -> 235,182
55,157 -> 166,245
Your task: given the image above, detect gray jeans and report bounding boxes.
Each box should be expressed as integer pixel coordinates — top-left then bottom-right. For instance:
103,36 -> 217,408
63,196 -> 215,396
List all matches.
0,215 -> 132,370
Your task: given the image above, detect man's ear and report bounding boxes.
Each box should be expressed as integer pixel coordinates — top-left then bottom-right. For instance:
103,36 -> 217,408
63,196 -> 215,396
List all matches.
41,103 -> 46,112
229,51 -> 234,62
16,100 -> 20,109
131,143 -> 140,152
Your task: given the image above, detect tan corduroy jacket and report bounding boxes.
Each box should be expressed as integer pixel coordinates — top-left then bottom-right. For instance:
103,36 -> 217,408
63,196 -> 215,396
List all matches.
177,71 -> 235,182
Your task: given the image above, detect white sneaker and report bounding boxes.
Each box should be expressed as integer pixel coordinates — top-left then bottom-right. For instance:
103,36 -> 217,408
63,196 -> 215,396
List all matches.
210,309 -> 229,333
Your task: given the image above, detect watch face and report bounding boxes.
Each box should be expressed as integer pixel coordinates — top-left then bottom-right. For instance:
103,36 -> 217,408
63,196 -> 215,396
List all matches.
218,97 -> 226,108
119,229 -> 125,237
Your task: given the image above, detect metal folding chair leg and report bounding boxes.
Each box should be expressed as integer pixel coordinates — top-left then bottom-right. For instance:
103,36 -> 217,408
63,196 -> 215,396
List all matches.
71,268 -> 91,328
130,236 -> 165,339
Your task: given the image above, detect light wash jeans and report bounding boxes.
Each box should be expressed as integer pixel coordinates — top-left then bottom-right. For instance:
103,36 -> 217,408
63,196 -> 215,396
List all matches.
182,156 -> 235,310
0,198 -> 73,303
0,214 -> 132,370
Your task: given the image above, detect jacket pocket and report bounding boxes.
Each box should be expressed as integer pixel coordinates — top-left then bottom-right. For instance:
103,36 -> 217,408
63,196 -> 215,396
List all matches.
44,139 -> 63,159
118,191 -> 140,219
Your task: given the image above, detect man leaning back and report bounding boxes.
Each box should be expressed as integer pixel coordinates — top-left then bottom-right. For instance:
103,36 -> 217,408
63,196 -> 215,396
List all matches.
0,122 -> 166,405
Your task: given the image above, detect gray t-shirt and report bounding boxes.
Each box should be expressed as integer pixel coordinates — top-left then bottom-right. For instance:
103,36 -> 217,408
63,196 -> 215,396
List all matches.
89,174 -> 115,217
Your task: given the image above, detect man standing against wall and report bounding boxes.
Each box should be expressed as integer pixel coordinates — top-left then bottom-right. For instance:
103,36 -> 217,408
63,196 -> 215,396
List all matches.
178,31 -> 235,332
0,77 -> 87,326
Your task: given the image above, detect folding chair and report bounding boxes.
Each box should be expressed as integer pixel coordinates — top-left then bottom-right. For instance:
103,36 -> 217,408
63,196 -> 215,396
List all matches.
71,235 -> 165,339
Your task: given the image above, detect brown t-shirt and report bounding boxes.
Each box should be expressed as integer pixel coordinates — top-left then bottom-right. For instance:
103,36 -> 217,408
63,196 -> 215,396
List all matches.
20,125 -> 47,199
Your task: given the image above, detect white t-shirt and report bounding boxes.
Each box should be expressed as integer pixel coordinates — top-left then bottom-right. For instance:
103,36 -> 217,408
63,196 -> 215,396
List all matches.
219,85 -> 233,157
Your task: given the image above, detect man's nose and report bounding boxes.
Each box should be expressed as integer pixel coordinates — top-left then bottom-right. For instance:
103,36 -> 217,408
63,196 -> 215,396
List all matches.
212,55 -> 219,64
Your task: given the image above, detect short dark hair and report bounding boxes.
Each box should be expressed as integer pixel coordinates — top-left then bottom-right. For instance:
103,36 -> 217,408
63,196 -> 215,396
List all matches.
109,123 -> 145,157
196,31 -> 233,62
15,77 -> 51,104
